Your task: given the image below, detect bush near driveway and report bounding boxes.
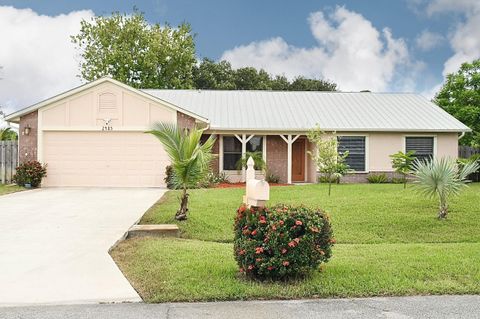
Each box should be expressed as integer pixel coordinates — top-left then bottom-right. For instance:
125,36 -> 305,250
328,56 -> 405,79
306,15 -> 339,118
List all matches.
234,204 -> 334,280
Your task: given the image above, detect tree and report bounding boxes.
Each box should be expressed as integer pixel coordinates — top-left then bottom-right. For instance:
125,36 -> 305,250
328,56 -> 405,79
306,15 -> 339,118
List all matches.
191,59 -> 338,92
412,157 -> 479,219
0,127 -> 18,141
390,150 -> 416,188
234,67 -> 271,90
148,123 -> 215,220
192,58 -> 236,89
71,10 -> 196,89
434,59 -> 480,146
290,76 -> 337,91
307,126 -> 349,196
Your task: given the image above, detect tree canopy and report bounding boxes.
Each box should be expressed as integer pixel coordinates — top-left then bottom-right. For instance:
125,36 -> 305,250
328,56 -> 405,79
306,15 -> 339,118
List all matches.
71,10 -> 197,89
434,59 -> 480,146
192,58 -> 337,91
72,11 -> 337,92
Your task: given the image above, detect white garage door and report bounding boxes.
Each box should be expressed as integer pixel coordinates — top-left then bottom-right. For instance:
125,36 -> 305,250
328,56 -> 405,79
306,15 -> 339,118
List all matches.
42,131 -> 168,187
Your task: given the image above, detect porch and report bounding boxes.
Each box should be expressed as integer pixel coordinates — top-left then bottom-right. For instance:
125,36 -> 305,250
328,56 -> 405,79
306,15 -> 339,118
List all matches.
206,133 -> 317,184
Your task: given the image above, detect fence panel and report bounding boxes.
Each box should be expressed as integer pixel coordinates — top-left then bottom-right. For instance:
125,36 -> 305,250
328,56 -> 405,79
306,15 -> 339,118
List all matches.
459,145 -> 480,158
0,140 -> 18,184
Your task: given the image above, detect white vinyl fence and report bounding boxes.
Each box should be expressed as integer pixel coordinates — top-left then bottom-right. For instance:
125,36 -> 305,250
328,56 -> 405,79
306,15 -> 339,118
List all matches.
0,140 -> 18,184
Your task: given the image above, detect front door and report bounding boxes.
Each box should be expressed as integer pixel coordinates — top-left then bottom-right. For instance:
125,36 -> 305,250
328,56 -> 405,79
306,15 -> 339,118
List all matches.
292,139 -> 305,182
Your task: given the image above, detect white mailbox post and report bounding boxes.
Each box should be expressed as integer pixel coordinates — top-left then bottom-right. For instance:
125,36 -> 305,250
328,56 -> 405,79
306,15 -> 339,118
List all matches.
243,157 -> 270,207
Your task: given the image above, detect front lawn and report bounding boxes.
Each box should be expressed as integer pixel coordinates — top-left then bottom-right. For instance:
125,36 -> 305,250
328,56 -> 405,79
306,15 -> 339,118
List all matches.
112,183 -> 480,302
140,184 -> 480,243
0,184 -> 24,196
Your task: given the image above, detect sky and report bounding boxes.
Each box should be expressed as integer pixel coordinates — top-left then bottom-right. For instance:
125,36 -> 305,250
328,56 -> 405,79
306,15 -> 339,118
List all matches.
1,0 -> 480,122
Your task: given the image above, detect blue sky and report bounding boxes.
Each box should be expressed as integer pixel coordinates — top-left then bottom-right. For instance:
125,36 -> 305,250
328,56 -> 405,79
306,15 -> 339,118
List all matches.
1,0 -> 479,115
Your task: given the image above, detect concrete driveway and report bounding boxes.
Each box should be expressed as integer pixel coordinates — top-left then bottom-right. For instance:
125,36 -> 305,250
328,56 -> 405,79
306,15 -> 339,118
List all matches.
0,188 -> 165,307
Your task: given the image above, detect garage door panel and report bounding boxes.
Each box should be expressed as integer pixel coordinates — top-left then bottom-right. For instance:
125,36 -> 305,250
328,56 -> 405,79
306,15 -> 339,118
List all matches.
43,132 -> 168,187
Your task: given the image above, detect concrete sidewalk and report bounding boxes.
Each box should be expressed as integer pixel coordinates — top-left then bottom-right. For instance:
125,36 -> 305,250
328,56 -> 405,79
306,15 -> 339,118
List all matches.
2,295 -> 479,318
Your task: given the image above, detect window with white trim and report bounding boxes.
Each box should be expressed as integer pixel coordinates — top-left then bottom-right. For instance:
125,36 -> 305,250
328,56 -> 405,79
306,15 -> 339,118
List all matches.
337,136 -> 366,171
222,136 -> 263,170
405,137 -> 434,162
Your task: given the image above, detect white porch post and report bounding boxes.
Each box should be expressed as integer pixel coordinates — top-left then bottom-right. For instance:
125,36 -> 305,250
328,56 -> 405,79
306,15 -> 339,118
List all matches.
280,134 -> 300,184
235,133 -> 254,182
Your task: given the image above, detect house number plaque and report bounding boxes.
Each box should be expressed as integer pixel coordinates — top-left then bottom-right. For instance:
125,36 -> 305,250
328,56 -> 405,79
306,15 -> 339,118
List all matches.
102,118 -> 113,131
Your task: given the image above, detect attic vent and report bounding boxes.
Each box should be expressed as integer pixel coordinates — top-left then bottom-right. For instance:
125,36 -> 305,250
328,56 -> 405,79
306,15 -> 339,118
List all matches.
99,92 -> 117,111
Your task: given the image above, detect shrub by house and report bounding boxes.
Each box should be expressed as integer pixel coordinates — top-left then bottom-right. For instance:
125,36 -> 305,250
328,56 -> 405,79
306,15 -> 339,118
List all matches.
13,161 -> 47,188
234,204 -> 334,280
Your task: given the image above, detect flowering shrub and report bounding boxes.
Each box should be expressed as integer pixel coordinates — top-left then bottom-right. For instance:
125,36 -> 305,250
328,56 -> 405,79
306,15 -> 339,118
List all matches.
234,204 -> 334,280
13,161 -> 47,187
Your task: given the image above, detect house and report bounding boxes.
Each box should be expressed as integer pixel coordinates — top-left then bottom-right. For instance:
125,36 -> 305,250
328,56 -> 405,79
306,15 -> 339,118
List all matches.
5,77 -> 470,187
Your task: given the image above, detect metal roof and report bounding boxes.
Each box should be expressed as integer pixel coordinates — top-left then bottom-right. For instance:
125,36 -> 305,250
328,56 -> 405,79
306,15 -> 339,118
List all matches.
142,89 -> 470,133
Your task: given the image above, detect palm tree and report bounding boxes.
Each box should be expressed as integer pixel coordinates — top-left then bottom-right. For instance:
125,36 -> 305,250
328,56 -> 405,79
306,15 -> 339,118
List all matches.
413,157 -> 479,219
148,123 -> 215,220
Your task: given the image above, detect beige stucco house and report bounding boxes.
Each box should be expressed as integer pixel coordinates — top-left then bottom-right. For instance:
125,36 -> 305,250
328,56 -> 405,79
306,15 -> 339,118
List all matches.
6,77 -> 470,187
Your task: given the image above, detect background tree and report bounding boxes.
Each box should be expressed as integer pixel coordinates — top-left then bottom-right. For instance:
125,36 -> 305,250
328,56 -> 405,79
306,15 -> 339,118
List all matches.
307,126 -> 349,196
413,157 -> 479,219
390,150 -> 416,188
192,58 -> 236,89
192,59 -> 337,91
434,59 -> 480,146
72,10 -> 196,89
148,123 -> 215,220
290,76 -> 337,91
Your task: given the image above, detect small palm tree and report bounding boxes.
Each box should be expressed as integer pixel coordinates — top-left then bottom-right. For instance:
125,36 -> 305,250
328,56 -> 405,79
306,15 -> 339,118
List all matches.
148,123 -> 216,220
413,157 -> 479,219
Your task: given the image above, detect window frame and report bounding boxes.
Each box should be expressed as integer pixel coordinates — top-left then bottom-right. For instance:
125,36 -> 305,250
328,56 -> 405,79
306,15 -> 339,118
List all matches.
403,135 -> 437,162
336,134 -> 369,173
220,135 -> 267,172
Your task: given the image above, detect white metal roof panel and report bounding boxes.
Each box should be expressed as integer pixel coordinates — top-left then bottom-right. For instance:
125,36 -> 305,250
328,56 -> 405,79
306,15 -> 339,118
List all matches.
142,89 -> 470,132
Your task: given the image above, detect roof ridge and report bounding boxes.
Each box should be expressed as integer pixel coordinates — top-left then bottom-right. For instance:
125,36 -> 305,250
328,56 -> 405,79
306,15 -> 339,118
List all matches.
141,88 -> 421,95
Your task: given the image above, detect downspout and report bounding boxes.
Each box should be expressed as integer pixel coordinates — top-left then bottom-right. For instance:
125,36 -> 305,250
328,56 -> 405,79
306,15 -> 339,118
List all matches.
458,132 -> 466,140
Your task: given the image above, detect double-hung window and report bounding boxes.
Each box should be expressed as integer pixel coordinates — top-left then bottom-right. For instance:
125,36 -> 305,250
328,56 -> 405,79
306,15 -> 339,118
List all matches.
222,136 -> 264,170
405,137 -> 434,162
337,136 -> 366,172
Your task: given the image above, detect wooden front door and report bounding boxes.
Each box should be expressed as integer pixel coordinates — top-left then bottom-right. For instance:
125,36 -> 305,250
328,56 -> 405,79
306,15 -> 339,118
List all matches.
292,139 -> 305,182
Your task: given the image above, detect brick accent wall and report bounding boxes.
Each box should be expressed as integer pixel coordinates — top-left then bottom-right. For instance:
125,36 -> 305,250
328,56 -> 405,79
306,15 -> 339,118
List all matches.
19,111 -> 38,163
177,111 -> 196,130
266,135 -> 288,183
335,171 -> 400,183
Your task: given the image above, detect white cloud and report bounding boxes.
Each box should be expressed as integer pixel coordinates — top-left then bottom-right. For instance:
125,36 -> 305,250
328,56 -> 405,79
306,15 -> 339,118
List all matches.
221,7 -> 412,92
0,6 -> 94,117
415,30 -> 444,51
425,0 -> 480,76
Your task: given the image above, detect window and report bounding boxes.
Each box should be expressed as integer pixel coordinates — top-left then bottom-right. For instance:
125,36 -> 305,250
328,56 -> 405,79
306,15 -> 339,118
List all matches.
222,136 -> 263,170
406,137 -> 434,162
337,136 -> 366,171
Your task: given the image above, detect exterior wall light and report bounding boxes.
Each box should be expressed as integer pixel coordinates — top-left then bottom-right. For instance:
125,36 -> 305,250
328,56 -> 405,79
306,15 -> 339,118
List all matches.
23,124 -> 31,136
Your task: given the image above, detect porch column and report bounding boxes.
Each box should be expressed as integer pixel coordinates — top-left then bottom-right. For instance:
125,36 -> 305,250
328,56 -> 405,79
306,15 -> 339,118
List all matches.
235,133 -> 254,182
280,134 -> 300,184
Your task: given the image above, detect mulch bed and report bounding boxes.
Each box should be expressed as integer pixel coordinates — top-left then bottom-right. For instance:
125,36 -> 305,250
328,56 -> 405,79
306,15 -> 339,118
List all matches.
215,182 -> 290,188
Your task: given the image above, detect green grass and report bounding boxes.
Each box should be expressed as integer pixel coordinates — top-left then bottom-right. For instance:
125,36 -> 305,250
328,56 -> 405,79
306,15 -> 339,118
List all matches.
112,238 -> 480,302
112,183 -> 480,302
0,184 -> 24,196
140,184 -> 480,244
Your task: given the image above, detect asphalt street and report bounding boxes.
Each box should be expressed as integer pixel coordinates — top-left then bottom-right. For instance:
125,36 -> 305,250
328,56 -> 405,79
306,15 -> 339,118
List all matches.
1,295 -> 479,319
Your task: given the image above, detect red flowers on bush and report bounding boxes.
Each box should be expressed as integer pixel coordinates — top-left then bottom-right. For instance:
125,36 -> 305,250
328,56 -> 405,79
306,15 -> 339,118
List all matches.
13,161 -> 47,188
234,204 -> 334,280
